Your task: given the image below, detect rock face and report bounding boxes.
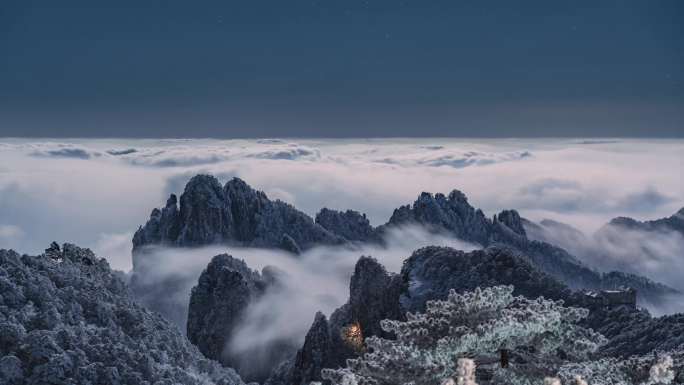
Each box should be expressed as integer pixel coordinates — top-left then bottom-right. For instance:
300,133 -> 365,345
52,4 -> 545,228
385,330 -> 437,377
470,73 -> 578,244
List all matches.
0,244 -> 244,385
186,254 -> 291,382
133,175 -> 343,258
314,209 -> 377,242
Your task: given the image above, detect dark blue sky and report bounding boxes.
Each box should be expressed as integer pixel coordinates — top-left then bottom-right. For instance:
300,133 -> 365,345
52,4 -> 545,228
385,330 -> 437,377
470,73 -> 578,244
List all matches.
1,0 -> 682,137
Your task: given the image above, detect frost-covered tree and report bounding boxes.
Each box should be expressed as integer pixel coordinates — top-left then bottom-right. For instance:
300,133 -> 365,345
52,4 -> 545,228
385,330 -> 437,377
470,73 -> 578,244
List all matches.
322,285 -> 606,385
441,358 -> 478,385
0,245 -> 244,385
645,355 -> 675,385
557,353 -> 677,385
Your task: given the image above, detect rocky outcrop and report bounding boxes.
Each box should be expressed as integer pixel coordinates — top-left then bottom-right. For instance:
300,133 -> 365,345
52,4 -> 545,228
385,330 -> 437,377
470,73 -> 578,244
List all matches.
187,255 -> 266,366
132,175 -> 343,259
186,254 -> 289,382
381,190 -> 492,245
315,209 -> 377,242
494,209 -> 526,237
0,244 -> 244,385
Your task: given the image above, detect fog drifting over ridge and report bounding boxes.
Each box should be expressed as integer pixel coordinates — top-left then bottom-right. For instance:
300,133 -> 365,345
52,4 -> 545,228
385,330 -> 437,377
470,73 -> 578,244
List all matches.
131,225 -> 478,373
0,138 -> 682,277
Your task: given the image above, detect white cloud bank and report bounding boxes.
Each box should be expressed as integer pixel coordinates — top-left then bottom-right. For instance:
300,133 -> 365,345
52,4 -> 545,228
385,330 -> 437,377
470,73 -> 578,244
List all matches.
0,138 -> 682,277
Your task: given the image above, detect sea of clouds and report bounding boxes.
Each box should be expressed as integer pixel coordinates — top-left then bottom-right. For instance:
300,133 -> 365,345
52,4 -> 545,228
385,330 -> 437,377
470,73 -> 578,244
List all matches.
1,138 -> 682,274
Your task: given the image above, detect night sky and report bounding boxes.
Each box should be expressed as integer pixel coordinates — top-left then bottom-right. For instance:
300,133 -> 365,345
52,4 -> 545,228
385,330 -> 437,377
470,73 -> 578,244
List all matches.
1,0 -> 682,137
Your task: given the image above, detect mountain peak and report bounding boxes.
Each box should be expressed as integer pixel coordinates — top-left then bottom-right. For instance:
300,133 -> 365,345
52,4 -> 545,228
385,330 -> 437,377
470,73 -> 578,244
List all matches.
133,174 -> 341,255
448,189 -> 468,203
495,209 -> 526,237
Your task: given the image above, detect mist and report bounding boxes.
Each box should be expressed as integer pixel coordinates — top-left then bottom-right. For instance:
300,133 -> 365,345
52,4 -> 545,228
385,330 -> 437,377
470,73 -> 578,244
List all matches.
130,225 -> 477,375
2,139 -> 682,269
526,219 -> 684,295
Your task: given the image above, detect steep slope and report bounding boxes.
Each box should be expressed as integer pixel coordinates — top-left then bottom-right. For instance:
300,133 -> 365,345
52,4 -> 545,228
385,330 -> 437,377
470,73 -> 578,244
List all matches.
0,244 -> 244,385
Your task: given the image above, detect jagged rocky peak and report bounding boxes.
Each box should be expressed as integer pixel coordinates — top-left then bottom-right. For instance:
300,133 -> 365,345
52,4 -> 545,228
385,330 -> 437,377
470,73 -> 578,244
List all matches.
494,209 -> 526,237
0,244 -> 244,385
187,254 -> 267,366
385,189 -> 492,245
315,208 -> 376,242
133,174 -> 343,255
346,256 -> 405,338
286,311 -> 333,385
186,253 -> 291,382
176,175 -> 231,246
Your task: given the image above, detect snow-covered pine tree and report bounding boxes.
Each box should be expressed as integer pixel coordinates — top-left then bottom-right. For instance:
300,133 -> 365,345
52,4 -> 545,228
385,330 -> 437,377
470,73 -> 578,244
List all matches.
321,285 -> 606,385
556,353 -> 676,385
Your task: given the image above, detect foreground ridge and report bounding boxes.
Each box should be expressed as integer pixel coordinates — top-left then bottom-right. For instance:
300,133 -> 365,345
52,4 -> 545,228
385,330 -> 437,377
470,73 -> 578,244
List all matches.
0,243 -> 244,385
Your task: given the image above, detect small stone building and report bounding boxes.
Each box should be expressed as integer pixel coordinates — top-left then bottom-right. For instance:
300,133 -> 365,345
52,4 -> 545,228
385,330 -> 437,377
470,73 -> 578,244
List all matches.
582,288 -> 637,310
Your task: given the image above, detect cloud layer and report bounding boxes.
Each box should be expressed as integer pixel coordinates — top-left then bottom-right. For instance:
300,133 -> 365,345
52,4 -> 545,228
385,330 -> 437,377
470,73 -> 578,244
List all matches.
0,138 -> 682,275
